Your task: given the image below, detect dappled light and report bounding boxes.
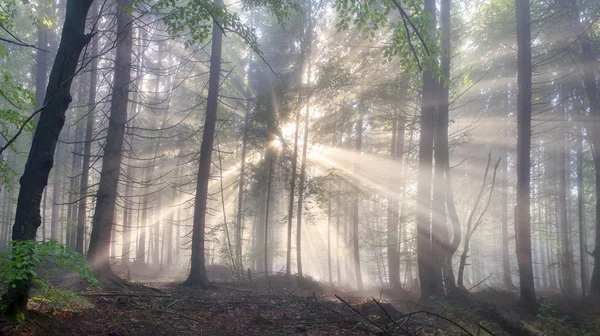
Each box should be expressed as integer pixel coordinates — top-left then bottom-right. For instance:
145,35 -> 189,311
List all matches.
1,0 -> 600,335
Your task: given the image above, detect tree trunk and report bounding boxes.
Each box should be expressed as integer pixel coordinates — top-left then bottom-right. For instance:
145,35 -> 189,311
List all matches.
295,1 -> 313,279
514,0 -> 536,310
1,0 -> 95,316
51,140 -> 63,241
87,0 -> 133,279
235,82 -> 251,279
416,0 -> 437,300
577,126 -> 588,297
567,0 -> 600,302
501,132 -> 515,288
558,117 -> 575,295
351,112 -> 363,290
184,0 -> 223,288
77,2 -> 98,255
387,119 -> 400,288
286,91 -> 301,277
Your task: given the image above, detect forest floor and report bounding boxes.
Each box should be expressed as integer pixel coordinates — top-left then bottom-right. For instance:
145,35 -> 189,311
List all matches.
2,268 -> 600,335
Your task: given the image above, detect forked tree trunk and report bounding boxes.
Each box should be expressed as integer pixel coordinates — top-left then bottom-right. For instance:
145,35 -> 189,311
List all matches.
87,0 -> 133,279
1,0 -> 95,316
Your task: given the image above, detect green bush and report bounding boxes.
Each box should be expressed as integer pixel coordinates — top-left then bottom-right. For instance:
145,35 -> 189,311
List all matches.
0,240 -> 99,312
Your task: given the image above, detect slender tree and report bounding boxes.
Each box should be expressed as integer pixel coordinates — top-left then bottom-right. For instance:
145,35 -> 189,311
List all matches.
184,0 -> 224,288
514,0 -> 536,310
87,0 -> 134,280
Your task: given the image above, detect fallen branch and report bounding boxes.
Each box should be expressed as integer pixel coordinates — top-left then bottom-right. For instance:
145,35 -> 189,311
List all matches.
334,294 -> 387,334
468,273 -> 494,291
371,297 -> 412,335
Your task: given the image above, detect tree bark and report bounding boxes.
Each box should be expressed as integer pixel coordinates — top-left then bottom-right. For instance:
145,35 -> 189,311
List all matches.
184,0 -> 223,288
87,0 -> 133,279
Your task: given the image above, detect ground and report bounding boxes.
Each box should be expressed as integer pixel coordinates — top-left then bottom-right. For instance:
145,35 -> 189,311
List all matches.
1,269 -> 600,335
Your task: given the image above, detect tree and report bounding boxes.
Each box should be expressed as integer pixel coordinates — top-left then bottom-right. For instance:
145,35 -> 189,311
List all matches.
87,0 -> 134,280
514,0 -> 536,310
184,0 -> 224,288
77,0 -> 99,255
1,0 -> 95,316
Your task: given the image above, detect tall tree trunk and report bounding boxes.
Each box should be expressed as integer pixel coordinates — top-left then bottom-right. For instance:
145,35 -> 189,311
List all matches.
336,182 -> 341,284
387,119 -> 400,288
51,141 -> 63,241
578,126 -> 588,297
286,90 -> 301,277
235,83 -> 250,278
514,0 -> 536,310
568,0 -> 600,302
295,1 -> 313,279
184,0 -> 223,288
0,0 -> 95,316
501,125 -> 515,288
264,152 -> 275,276
77,2 -> 98,254
558,117 -> 575,295
351,112 -> 364,290
327,184 -> 333,283
87,0 -> 133,279
416,0 -> 438,299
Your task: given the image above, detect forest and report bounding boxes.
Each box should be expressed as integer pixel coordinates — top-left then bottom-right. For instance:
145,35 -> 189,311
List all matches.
0,0 -> 599,334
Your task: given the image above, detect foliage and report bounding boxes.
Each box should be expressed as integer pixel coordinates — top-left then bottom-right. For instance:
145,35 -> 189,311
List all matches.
0,240 -> 99,312
531,298 -> 600,336
0,1 -> 36,190
333,0 -> 441,75
145,0 -> 298,51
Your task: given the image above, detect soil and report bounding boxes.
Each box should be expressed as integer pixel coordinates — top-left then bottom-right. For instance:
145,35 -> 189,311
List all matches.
1,269 -> 599,335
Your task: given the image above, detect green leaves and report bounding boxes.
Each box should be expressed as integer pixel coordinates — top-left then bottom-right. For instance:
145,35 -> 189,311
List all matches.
145,0 -> 297,55
0,240 -> 100,289
0,21 -> 35,189
333,0 -> 442,77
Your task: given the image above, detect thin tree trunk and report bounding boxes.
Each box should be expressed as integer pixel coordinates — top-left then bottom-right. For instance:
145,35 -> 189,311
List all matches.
264,152 -> 275,276
515,0 -> 536,310
578,126 -> 588,297
558,116 -> 575,295
184,0 -> 223,288
351,112 -> 363,290
235,85 -> 250,279
327,184 -> 332,283
77,1 -> 98,254
568,0 -> 600,301
501,132 -> 515,288
387,119 -> 400,288
87,0 -> 133,279
51,141 -> 63,242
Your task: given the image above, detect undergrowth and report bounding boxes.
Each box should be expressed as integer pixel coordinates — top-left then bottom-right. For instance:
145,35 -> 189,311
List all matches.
531,298 -> 600,336
0,240 -> 99,315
